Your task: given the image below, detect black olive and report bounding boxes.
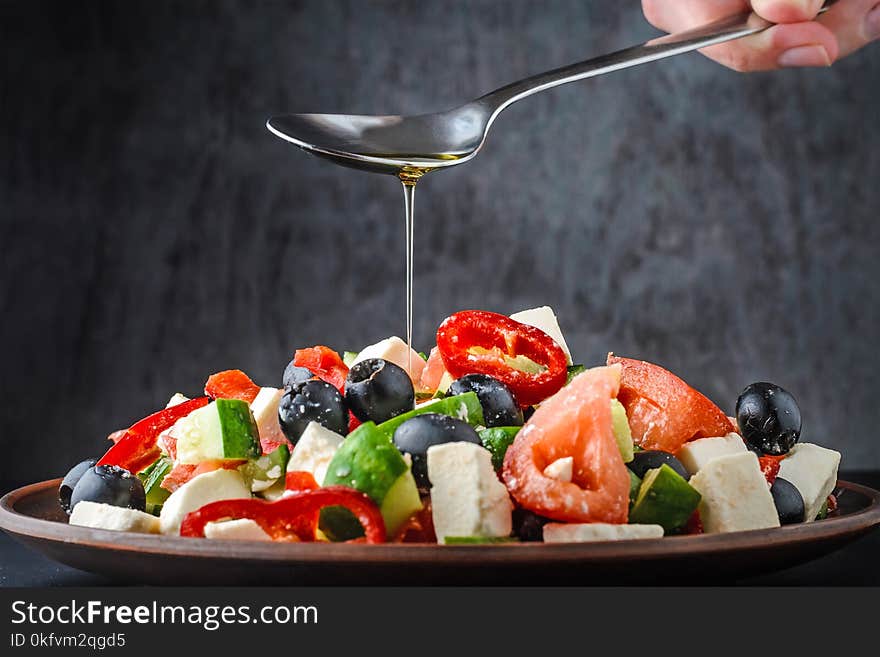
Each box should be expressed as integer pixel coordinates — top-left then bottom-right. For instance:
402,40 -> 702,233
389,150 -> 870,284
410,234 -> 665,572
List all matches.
512,508 -> 550,542
345,358 -> 414,424
392,413 -> 482,492
69,465 -> 146,512
736,382 -> 801,455
770,477 -> 806,525
447,373 -> 524,427
279,379 -> 348,444
59,458 -> 98,514
628,450 -> 689,480
282,361 -> 314,389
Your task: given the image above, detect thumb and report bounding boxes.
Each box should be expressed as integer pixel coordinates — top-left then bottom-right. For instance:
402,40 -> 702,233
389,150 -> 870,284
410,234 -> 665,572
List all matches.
751,0 -> 826,22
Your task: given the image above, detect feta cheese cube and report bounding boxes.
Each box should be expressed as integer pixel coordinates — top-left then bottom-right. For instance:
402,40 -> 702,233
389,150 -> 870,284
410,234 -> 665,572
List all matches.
427,442 -> 513,543
159,469 -> 251,535
509,306 -> 573,365
678,433 -> 747,476
351,336 -> 426,386
543,456 -> 574,483
69,501 -> 160,534
286,421 -> 345,485
165,392 -> 190,408
689,452 -> 780,533
542,523 -> 664,543
204,518 -> 272,541
777,443 -> 841,521
250,387 -> 287,451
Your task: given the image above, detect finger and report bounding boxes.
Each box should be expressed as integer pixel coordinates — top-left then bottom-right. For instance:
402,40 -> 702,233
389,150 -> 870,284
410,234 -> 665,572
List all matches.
818,0 -> 880,57
751,0 -> 825,23
642,0 -> 749,33
698,20 -> 838,70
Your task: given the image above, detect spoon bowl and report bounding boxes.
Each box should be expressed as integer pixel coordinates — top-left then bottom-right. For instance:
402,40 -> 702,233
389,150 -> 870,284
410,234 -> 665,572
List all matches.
267,104 -> 492,175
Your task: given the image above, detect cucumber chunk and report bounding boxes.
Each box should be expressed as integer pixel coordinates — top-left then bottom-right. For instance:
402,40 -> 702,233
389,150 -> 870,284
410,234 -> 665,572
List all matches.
629,464 -> 701,533
138,456 -> 173,515
238,444 -> 290,492
610,398 -> 634,463
479,426 -> 521,470
444,536 -> 519,545
176,399 -> 262,464
320,422 -> 422,540
628,468 -> 642,507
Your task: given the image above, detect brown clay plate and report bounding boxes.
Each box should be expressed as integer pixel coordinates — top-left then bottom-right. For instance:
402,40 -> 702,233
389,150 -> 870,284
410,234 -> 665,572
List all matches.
2,478 -> 879,585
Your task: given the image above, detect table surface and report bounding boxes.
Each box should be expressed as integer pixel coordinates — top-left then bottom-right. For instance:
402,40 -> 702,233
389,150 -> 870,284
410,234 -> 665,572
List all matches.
2,473 -> 879,587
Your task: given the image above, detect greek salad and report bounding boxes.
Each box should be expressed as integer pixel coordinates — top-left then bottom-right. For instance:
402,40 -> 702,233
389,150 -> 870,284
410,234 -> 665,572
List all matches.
59,306 -> 841,544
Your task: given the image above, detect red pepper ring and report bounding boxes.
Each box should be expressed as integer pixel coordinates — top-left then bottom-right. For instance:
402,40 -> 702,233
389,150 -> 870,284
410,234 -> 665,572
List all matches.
179,486 -> 387,544
436,310 -> 568,407
97,396 -> 210,474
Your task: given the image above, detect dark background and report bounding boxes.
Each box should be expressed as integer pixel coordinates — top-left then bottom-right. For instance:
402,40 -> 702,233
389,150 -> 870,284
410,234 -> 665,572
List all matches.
1,0 -> 878,485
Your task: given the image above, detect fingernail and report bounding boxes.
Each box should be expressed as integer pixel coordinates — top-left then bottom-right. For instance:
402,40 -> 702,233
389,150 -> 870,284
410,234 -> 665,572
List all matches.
777,44 -> 831,68
866,5 -> 880,41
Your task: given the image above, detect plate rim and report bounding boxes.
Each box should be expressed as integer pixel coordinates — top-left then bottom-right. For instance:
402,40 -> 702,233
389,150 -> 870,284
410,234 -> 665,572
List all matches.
2,478 -> 879,565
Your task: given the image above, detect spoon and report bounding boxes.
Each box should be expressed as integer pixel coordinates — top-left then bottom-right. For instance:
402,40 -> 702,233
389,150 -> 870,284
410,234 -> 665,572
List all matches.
267,3 -> 833,175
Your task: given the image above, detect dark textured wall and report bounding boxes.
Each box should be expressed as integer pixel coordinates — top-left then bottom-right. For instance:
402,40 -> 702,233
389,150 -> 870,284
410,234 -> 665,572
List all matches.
2,0 -> 878,483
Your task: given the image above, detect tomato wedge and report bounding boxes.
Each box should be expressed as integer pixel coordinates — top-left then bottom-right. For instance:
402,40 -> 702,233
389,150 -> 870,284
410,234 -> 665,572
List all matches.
204,370 -> 260,403
436,310 -> 567,406
607,354 -> 735,454
758,454 -> 785,486
502,365 -> 630,523
97,396 -> 209,474
293,346 -> 348,392
179,486 -> 386,543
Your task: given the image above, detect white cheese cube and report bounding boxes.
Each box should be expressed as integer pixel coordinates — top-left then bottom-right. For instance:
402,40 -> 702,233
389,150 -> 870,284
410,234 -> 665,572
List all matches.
509,306 -> 573,365
250,387 -> 287,451
69,501 -> 160,534
543,456 -> 574,483
204,518 -> 272,541
777,443 -> 841,521
165,392 -> 190,408
159,469 -> 251,535
678,433 -> 747,476
542,523 -> 663,543
351,336 -> 426,386
689,452 -> 780,533
286,421 -> 345,485
427,442 -> 512,543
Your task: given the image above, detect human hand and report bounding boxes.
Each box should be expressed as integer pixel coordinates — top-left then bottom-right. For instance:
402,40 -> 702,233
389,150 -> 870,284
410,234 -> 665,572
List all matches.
642,0 -> 880,70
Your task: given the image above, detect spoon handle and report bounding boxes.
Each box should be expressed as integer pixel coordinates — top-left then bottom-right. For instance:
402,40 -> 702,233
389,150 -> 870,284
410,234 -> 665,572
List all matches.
481,1 -> 835,114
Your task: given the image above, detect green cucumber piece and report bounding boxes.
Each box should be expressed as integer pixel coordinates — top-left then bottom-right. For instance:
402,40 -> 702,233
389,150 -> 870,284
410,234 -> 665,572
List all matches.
176,399 -> 262,464
628,468 -> 642,506
444,536 -> 518,545
320,422 -> 422,540
629,464 -> 701,533
342,351 -> 358,367
479,426 -> 521,470
376,392 -> 484,437
610,399 -> 634,463
138,456 -> 173,515
238,444 -> 290,491
216,398 -> 262,459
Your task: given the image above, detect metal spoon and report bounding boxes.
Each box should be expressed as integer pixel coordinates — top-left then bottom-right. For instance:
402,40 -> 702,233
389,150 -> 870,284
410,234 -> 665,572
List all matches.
267,3 -> 833,176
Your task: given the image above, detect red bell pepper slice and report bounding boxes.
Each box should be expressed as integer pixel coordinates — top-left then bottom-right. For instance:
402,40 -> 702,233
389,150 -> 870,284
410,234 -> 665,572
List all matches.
292,346 -> 348,392
179,486 -> 386,543
436,310 -> 568,406
97,396 -> 209,474
204,370 -> 261,403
